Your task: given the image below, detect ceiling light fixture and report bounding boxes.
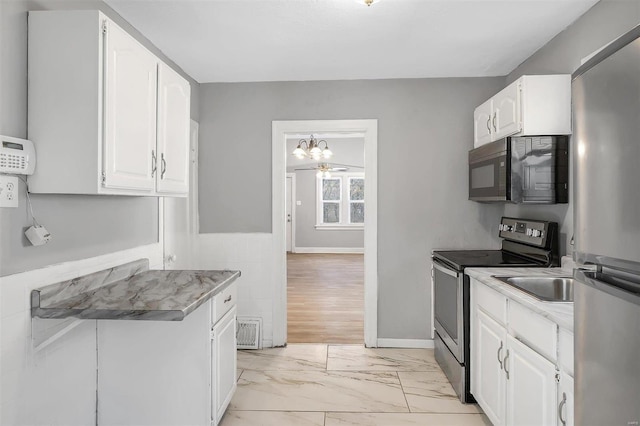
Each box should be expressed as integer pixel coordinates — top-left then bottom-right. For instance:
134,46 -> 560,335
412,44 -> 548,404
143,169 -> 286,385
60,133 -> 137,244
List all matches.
360,0 -> 381,6
292,135 -> 333,161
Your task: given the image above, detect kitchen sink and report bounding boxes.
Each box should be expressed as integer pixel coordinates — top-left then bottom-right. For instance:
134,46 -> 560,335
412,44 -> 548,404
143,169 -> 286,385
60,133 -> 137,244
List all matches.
493,276 -> 574,302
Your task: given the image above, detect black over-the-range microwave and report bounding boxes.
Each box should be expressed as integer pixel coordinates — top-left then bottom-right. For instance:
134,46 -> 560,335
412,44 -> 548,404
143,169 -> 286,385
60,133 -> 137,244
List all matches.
468,136 -> 569,204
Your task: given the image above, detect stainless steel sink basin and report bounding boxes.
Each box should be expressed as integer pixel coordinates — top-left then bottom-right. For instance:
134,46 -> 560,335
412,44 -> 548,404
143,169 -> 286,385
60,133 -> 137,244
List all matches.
493,276 -> 574,302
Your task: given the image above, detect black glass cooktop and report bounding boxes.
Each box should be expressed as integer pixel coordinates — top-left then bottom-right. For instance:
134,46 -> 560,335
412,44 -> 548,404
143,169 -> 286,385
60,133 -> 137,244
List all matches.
432,249 -> 541,271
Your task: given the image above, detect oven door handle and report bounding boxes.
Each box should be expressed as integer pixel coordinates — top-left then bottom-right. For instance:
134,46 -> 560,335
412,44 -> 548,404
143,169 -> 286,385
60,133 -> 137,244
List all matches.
432,259 -> 460,278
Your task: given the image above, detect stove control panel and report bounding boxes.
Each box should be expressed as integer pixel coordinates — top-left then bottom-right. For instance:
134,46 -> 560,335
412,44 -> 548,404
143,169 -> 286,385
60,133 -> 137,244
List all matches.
498,217 -> 556,249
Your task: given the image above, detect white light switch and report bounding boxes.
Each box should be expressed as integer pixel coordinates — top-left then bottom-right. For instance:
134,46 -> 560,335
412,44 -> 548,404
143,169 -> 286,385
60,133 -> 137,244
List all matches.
0,175 -> 18,208
296,201 -> 302,206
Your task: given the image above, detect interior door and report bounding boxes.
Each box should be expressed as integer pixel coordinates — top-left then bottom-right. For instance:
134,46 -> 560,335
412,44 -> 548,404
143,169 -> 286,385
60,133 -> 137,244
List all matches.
164,121 -> 199,270
156,62 -> 191,195
103,19 -> 157,191
286,175 -> 293,252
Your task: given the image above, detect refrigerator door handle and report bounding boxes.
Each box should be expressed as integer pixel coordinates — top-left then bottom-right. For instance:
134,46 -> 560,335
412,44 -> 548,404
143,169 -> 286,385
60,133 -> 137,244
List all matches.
574,269 -> 640,306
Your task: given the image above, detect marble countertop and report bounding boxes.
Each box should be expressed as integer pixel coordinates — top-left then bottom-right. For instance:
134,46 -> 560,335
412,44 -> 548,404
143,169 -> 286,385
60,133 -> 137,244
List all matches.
31,259 -> 240,321
465,266 -> 574,331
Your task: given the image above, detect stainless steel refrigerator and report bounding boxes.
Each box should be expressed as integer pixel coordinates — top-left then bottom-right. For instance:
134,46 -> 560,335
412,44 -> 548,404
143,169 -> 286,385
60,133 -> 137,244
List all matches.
572,25 -> 640,426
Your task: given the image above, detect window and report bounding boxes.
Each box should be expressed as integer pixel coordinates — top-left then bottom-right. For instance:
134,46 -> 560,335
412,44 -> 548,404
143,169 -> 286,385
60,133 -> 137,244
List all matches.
316,173 -> 364,229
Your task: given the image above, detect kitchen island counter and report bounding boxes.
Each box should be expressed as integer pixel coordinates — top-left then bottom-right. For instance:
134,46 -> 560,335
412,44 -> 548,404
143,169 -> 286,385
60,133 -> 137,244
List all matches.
31,259 -> 240,321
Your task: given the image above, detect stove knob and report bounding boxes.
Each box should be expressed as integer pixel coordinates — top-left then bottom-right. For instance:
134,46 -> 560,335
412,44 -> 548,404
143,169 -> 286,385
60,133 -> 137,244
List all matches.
533,230 -> 543,238
526,228 -> 533,236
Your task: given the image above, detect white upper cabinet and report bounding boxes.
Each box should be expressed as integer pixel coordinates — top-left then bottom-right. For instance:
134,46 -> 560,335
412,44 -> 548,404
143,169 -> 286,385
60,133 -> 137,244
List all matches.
28,10 -> 190,196
473,98 -> 494,147
492,82 -> 521,140
473,75 -> 571,148
103,20 -> 158,192
156,63 -> 191,195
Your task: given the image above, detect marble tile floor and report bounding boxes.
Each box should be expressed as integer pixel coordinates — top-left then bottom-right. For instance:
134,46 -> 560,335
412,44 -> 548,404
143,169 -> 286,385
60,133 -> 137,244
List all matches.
220,344 -> 490,426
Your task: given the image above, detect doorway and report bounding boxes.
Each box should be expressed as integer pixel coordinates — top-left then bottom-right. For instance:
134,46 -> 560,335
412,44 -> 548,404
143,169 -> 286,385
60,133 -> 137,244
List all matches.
271,120 -> 378,347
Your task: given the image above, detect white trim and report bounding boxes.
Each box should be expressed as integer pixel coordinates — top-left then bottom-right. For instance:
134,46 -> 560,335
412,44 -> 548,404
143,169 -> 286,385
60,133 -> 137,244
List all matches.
286,172 -> 296,253
377,338 -> 435,349
314,225 -> 364,231
272,119 -> 378,348
294,247 -> 364,254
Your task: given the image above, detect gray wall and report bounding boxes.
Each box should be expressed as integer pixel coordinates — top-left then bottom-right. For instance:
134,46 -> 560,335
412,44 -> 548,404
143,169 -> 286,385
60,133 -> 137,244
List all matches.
0,0 -> 200,276
287,137 -> 365,249
198,78 -> 505,339
503,0 -> 640,257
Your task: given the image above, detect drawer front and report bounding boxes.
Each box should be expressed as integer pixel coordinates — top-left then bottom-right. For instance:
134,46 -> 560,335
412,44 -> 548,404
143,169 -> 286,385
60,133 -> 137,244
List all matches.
213,282 -> 237,325
558,328 -> 574,376
508,301 -> 557,361
474,280 -> 508,326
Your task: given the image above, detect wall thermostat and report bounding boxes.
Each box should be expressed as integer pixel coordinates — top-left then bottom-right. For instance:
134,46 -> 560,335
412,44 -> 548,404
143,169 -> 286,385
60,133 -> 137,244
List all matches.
0,135 -> 36,175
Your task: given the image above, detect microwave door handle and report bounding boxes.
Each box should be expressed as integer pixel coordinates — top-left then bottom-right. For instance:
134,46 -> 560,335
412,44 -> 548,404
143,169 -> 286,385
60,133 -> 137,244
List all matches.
432,260 -> 460,278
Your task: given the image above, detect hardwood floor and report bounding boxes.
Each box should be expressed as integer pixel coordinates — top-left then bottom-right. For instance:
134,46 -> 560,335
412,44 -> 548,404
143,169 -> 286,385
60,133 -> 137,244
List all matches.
287,253 -> 364,344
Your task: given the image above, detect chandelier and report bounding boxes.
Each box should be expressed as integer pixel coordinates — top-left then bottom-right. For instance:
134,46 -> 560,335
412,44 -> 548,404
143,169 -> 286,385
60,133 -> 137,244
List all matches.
292,135 -> 333,161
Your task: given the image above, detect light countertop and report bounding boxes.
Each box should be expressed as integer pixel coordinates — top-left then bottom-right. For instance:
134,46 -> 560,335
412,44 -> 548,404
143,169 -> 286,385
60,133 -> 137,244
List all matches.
31,259 -> 240,321
466,266 -> 574,331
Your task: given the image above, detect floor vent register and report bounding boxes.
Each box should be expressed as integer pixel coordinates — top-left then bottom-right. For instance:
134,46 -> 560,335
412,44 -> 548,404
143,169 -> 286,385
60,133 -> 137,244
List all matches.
236,317 -> 262,350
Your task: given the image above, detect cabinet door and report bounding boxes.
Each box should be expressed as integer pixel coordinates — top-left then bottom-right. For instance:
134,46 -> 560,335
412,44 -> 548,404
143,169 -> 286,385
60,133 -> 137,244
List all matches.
156,62 -> 191,195
103,19 -> 157,191
558,371 -> 574,426
474,309 -> 507,425
493,81 -> 521,139
474,98 -> 493,147
505,334 -> 557,426
212,305 -> 237,424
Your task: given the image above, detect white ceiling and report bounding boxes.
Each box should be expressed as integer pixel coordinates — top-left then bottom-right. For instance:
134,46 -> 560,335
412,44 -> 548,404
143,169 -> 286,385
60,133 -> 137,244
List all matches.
105,0 -> 598,83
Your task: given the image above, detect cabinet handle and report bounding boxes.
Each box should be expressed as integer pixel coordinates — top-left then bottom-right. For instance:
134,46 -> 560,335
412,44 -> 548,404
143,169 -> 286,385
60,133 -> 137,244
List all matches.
492,113 -> 497,131
224,295 -> 232,303
151,150 -> 157,177
161,153 -> 167,179
486,117 -> 492,133
558,392 -> 567,425
497,341 -> 504,370
503,349 -> 510,380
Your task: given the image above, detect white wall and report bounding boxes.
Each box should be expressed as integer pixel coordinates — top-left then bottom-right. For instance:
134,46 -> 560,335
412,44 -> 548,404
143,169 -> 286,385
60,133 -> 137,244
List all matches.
0,244 -> 163,425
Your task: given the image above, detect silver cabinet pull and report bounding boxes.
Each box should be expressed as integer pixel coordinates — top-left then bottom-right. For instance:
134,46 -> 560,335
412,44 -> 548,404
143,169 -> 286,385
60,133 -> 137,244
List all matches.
503,349 -> 510,380
151,150 -> 157,177
486,117 -> 492,133
224,295 -> 232,303
558,392 -> 567,425
497,341 -> 504,370
492,113 -> 497,131
161,153 -> 167,179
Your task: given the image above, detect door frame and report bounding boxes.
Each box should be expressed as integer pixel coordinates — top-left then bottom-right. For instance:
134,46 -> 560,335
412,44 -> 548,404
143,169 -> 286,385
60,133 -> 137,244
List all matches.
272,119 -> 378,347
285,172 -> 297,253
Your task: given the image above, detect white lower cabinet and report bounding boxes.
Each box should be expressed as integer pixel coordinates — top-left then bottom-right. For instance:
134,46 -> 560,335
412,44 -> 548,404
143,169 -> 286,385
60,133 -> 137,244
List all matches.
98,283 -> 238,425
505,334 -> 557,426
474,309 -> 507,425
471,278 -> 574,426
212,305 -> 238,424
558,371 -> 574,426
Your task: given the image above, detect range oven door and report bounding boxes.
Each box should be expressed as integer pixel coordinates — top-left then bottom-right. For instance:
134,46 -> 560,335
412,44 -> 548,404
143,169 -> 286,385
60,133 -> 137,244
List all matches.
433,258 -> 465,363
468,138 -> 509,202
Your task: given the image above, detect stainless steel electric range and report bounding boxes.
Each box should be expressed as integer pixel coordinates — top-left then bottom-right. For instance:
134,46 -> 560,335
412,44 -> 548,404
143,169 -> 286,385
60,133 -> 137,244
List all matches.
431,217 -> 559,403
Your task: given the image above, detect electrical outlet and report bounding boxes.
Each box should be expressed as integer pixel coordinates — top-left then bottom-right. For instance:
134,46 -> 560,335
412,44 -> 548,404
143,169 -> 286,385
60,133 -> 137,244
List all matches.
0,175 -> 19,208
